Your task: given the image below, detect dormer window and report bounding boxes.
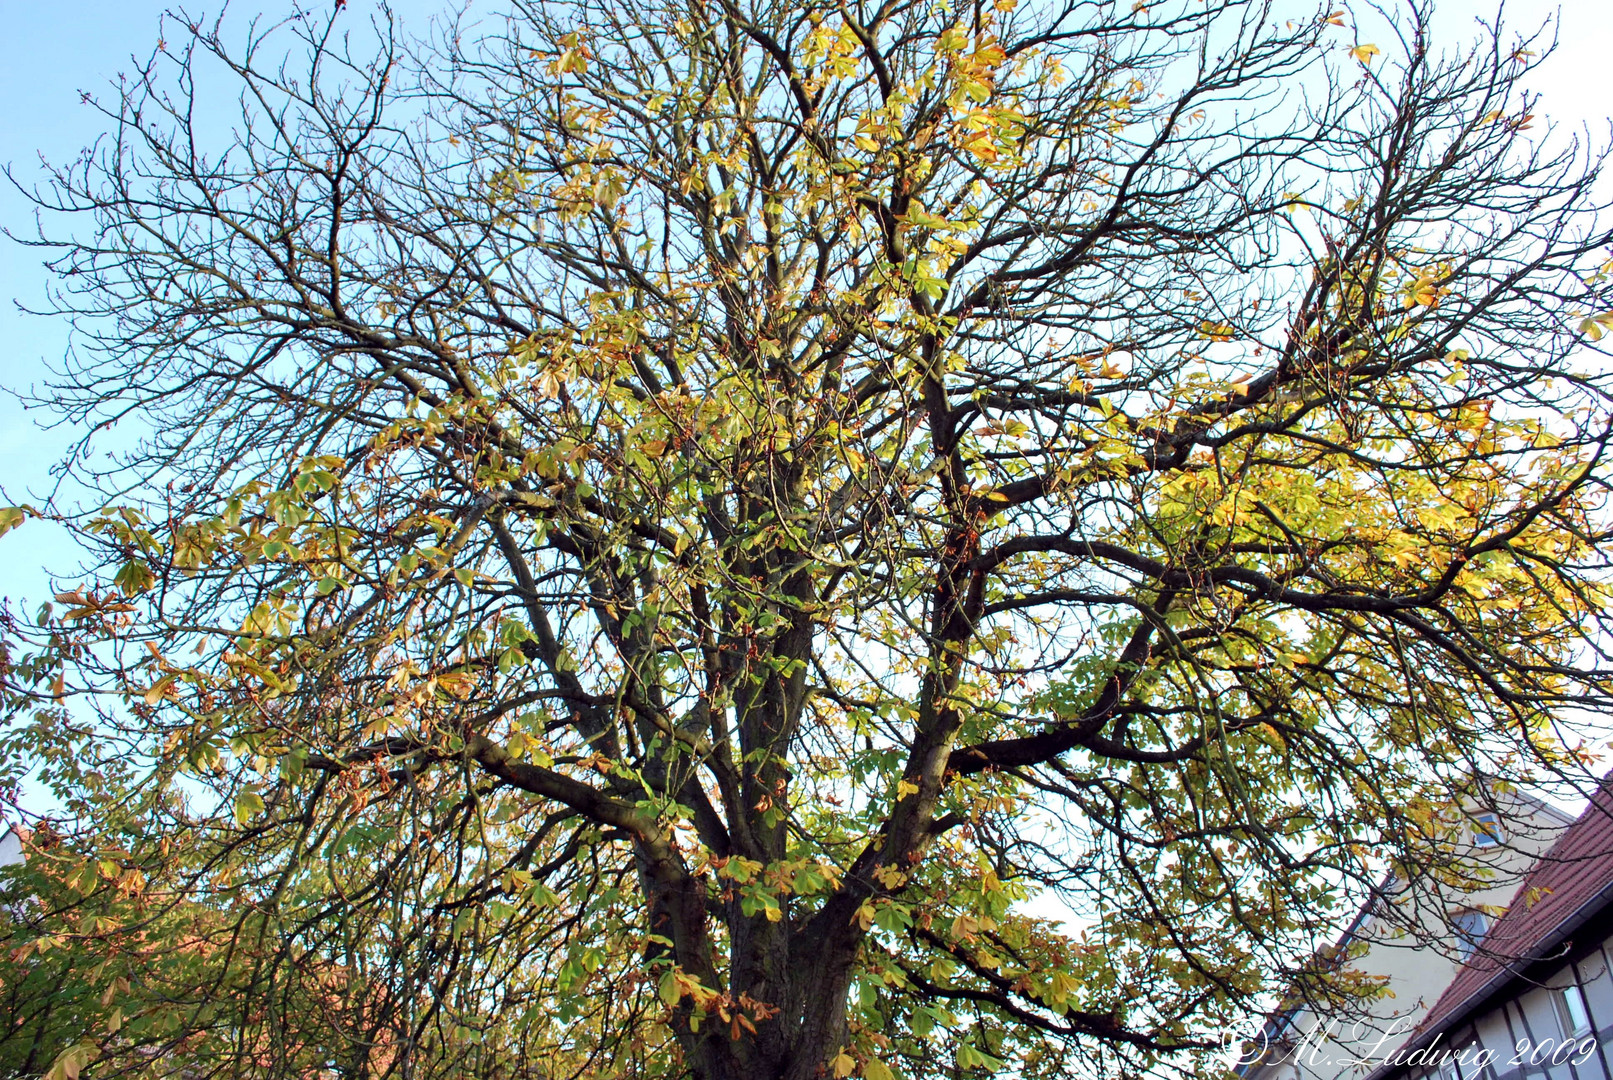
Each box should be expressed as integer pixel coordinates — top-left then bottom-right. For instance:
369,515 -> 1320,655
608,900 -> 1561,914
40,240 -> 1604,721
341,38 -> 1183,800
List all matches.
1472,812 -> 1504,848
1452,909 -> 1490,961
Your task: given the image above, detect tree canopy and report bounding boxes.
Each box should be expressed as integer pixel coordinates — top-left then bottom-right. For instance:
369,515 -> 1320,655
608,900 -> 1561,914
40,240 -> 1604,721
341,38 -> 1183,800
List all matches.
4,0 -> 1613,1078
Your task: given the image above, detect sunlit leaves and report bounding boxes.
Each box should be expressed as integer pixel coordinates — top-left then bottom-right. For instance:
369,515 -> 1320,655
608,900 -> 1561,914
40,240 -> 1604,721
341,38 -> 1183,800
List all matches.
5,0 -> 1612,1078
549,30 -> 591,75
0,505 -> 31,539
233,789 -> 265,824
45,1043 -> 97,1080
1579,311 -> 1613,341
112,559 -> 155,597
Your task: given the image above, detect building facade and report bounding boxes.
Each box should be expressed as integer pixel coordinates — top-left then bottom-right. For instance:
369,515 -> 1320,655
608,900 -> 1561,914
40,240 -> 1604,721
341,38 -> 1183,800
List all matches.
1362,780 -> 1613,1080
1243,790 -> 1575,1080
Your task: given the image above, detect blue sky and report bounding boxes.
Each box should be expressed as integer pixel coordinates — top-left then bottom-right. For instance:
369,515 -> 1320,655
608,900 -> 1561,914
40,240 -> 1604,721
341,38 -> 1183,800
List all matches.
0,0 -> 445,609
1,0 -> 1610,611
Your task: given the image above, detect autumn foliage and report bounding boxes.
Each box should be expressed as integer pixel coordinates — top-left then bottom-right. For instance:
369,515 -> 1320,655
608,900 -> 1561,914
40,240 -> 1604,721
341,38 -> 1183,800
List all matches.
3,1 -> 1613,1078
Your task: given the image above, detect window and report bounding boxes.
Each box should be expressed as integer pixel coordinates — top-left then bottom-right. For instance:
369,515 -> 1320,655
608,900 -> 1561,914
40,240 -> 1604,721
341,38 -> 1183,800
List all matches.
1442,1042 -> 1493,1080
1451,910 -> 1490,961
1557,982 -> 1592,1037
1471,812 -> 1505,848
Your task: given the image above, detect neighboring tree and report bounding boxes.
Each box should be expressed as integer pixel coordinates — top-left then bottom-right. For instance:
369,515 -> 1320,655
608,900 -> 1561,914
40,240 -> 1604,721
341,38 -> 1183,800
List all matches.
0,809 -> 410,1080
4,0 -> 1613,1077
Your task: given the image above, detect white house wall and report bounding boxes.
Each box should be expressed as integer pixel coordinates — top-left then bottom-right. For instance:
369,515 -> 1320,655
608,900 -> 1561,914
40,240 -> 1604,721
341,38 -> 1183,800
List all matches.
1246,793 -> 1574,1080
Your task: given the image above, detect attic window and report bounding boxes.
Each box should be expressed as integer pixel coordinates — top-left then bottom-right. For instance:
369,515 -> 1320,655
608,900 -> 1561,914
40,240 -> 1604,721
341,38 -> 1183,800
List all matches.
1452,909 -> 1490,961
1472,812 -> 1504,848
1557,982 -> 1592,1037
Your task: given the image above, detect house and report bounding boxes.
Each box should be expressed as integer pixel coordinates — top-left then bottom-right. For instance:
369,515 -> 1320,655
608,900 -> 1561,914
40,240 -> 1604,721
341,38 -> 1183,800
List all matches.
1241,788 -> 1574,1080
1360,777 -> 1613,1080
0,827 -> 19,868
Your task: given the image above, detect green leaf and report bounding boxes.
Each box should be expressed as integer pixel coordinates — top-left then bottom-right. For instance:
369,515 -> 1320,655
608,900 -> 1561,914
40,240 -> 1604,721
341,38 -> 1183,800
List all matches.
873,902 -> 912,933
113,559 -> 156,596
658,969 -> 681,1006
234,790 -> 266,824
0,506 -> 30,539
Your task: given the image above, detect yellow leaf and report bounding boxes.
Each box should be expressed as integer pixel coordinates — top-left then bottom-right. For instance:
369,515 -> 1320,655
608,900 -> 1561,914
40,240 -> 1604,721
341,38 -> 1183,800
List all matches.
864,1059 -> 896,1080
960,132 -> 999,162
143,675 -> 177,705
1350,44 -> 1381,65
832,1051 -> 857,1079
1406,289 -> 1438,308
48,1045 -> 96,1080
0,506 -> 28,540
1580,313 -> 1613,341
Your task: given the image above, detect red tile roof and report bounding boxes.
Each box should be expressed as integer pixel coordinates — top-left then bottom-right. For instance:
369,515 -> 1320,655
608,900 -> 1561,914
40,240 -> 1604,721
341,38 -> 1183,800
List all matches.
1411,777 -> 1613,1038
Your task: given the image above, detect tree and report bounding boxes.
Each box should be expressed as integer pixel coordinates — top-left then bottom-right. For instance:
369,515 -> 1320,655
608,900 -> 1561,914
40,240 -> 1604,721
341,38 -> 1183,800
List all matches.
5,0 -> 1613,1077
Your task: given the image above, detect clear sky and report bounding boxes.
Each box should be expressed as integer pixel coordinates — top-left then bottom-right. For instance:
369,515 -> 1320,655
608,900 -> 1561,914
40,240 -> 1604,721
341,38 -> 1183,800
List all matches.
1,0 -> 1610,610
